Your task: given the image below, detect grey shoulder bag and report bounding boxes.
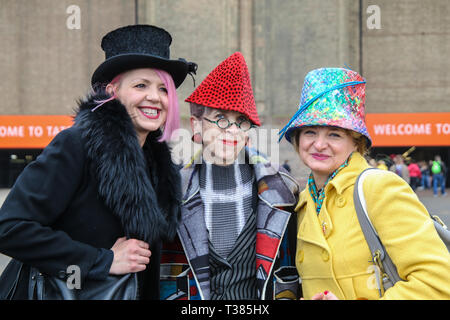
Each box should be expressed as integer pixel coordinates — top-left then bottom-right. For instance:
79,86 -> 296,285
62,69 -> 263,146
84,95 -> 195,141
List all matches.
354,168 -> 450,297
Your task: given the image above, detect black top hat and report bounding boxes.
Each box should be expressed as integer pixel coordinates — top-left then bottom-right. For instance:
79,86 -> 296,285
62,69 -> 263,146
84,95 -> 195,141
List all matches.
91,25 -> 197,88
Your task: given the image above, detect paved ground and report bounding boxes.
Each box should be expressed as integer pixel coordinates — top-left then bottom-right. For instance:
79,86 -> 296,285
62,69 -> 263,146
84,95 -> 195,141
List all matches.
415,188 -> 450,218
0,187 -> 449,275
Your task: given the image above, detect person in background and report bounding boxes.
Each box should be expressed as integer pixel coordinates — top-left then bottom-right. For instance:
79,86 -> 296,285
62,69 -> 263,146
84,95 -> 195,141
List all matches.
282,160 -> 292,172
407,159 -> 421,191
431,155 -> 447,197
376,159 -> 388,170
367,158 -> 377,167
279,67 -> 450,300
418,160 -> 430,190
390,154 -> 410,184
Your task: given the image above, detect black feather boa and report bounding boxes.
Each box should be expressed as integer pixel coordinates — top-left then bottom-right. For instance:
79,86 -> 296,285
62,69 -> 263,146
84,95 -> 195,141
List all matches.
73,91 -> 181,245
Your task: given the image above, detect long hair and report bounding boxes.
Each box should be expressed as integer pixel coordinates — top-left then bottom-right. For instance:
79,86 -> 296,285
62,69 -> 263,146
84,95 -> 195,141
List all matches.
153,69 -> 179,142
92,69 -> 180,143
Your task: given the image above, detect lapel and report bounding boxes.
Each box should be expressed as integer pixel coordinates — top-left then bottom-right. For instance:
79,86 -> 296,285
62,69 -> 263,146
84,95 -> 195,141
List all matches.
249,148 -> 298,298
177,147 -> 299,300
296,152 -> 370,248
249,147 -> 297,207
296,190 -> 330,251
328,152 -> 370,194
255,200 -> 292,299
180,149 -> 202,204
177,164 -> 211,300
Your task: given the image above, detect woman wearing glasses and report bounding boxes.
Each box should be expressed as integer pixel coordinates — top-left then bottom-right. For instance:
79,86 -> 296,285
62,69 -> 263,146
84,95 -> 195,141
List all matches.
160,52 -> 300,300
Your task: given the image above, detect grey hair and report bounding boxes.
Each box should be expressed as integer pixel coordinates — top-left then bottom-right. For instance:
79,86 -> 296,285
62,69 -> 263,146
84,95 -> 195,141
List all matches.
189,103 -> 215,118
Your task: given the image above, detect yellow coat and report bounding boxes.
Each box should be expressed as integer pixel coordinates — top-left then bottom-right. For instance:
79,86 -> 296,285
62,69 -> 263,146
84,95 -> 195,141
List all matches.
295,152 -> 450,300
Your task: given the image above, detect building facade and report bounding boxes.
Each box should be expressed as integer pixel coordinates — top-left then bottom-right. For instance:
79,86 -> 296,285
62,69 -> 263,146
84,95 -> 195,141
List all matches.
1,0 -> 449,187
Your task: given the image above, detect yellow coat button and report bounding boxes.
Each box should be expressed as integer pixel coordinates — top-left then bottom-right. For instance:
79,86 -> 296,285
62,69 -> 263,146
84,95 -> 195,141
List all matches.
336,196 -> 346,207
321,249 -> 329,262
297,249 -> 304,263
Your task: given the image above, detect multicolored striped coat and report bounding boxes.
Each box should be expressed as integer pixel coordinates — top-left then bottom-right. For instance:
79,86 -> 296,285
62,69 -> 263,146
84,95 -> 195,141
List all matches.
160,147 -> 300,300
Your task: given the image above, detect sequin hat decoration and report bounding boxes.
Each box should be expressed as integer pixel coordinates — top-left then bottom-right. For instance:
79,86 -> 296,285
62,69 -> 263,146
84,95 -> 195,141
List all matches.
185,52 -> 261,126
279,67 -> 371,147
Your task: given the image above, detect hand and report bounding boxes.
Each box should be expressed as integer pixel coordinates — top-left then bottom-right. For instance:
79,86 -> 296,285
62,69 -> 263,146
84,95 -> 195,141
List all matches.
310,291 -> 339,300
109,237 -> 151,275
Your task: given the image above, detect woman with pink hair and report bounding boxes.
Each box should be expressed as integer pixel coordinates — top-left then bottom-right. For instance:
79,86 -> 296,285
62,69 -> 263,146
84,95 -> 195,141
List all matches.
0,25 -> 196,300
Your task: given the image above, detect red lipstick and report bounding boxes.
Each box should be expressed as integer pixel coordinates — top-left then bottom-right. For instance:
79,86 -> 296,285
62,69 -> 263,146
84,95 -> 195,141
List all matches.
312,153 -> 330,160
221,139 -> 238,146
138,106 -> 160,120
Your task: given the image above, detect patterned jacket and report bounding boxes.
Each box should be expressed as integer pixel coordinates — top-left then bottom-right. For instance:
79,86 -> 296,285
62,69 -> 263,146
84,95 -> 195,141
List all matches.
160,147 -> 301,300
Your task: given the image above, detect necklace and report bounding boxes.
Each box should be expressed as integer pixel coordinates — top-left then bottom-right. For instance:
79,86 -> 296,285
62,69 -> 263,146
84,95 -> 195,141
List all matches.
308,153 -> 353,215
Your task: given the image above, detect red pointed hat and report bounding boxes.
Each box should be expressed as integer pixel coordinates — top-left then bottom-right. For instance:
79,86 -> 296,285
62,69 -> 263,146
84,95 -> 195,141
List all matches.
185,52 -> 261,126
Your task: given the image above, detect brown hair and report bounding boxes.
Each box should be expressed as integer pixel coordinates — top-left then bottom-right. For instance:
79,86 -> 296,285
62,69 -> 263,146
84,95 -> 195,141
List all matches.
348,130 -> 370,156
291,127 -> 369,155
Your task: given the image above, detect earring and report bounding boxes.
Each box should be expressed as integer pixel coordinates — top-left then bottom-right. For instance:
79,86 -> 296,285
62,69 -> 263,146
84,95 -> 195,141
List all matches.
191,132 -> 202,144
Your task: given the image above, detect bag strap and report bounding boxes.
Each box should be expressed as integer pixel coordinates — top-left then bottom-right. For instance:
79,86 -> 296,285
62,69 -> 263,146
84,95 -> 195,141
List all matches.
353,168 -> 402,296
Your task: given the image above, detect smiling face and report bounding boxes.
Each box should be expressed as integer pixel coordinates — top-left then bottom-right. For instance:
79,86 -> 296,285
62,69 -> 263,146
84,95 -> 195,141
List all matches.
296,126 -> 357,186
191,108 -> 250,166
106,68 -> 168,145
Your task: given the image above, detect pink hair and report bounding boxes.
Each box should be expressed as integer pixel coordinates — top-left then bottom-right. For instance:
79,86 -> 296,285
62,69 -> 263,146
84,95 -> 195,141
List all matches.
153,69 -> 180,142
92,69 -> 179,143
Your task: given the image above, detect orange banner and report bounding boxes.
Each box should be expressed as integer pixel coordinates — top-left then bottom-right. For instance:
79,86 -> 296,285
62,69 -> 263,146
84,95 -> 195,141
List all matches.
366,112 -> 450,147
0,113 -> 449,148
0,115 -> 74,148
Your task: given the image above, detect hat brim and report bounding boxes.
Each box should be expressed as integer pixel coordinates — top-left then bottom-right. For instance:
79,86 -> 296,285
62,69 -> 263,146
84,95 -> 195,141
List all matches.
284,124 -> 372,149
91,54 -> 189,88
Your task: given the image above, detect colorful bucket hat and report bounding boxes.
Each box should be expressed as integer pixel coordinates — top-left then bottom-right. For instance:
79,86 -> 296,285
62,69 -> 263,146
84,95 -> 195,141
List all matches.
185,52 -> 261,126
279,67 -> 372,147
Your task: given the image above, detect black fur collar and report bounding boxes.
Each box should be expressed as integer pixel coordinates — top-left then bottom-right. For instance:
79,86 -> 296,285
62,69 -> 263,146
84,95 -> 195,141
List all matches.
73,91 -> 181,245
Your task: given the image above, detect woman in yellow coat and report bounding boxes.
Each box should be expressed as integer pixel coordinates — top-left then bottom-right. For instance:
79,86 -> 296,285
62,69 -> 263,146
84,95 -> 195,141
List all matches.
279,68 -> 450,300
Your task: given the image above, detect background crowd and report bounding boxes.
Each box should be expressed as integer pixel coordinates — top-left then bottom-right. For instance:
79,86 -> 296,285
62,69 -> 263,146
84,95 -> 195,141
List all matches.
366,153 -> 448,197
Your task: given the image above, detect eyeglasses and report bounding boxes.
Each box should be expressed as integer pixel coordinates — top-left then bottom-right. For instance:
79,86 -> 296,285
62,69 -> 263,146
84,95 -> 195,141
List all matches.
203,117 -> 254,132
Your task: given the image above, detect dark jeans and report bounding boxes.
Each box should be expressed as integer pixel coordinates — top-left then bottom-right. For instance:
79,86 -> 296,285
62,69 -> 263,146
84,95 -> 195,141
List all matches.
432,174 -> 446,195
410,177 -> 420,191
421,173 -> 430,189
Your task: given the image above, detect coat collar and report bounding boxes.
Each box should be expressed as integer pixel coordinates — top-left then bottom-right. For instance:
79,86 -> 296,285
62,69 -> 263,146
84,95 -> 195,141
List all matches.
327,152 -> 370,195
295,152 -> 370,204
295,152 -> 370,248
295,152 -> 369,211
177,147 -> 298,300
73,91 -> 181,245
